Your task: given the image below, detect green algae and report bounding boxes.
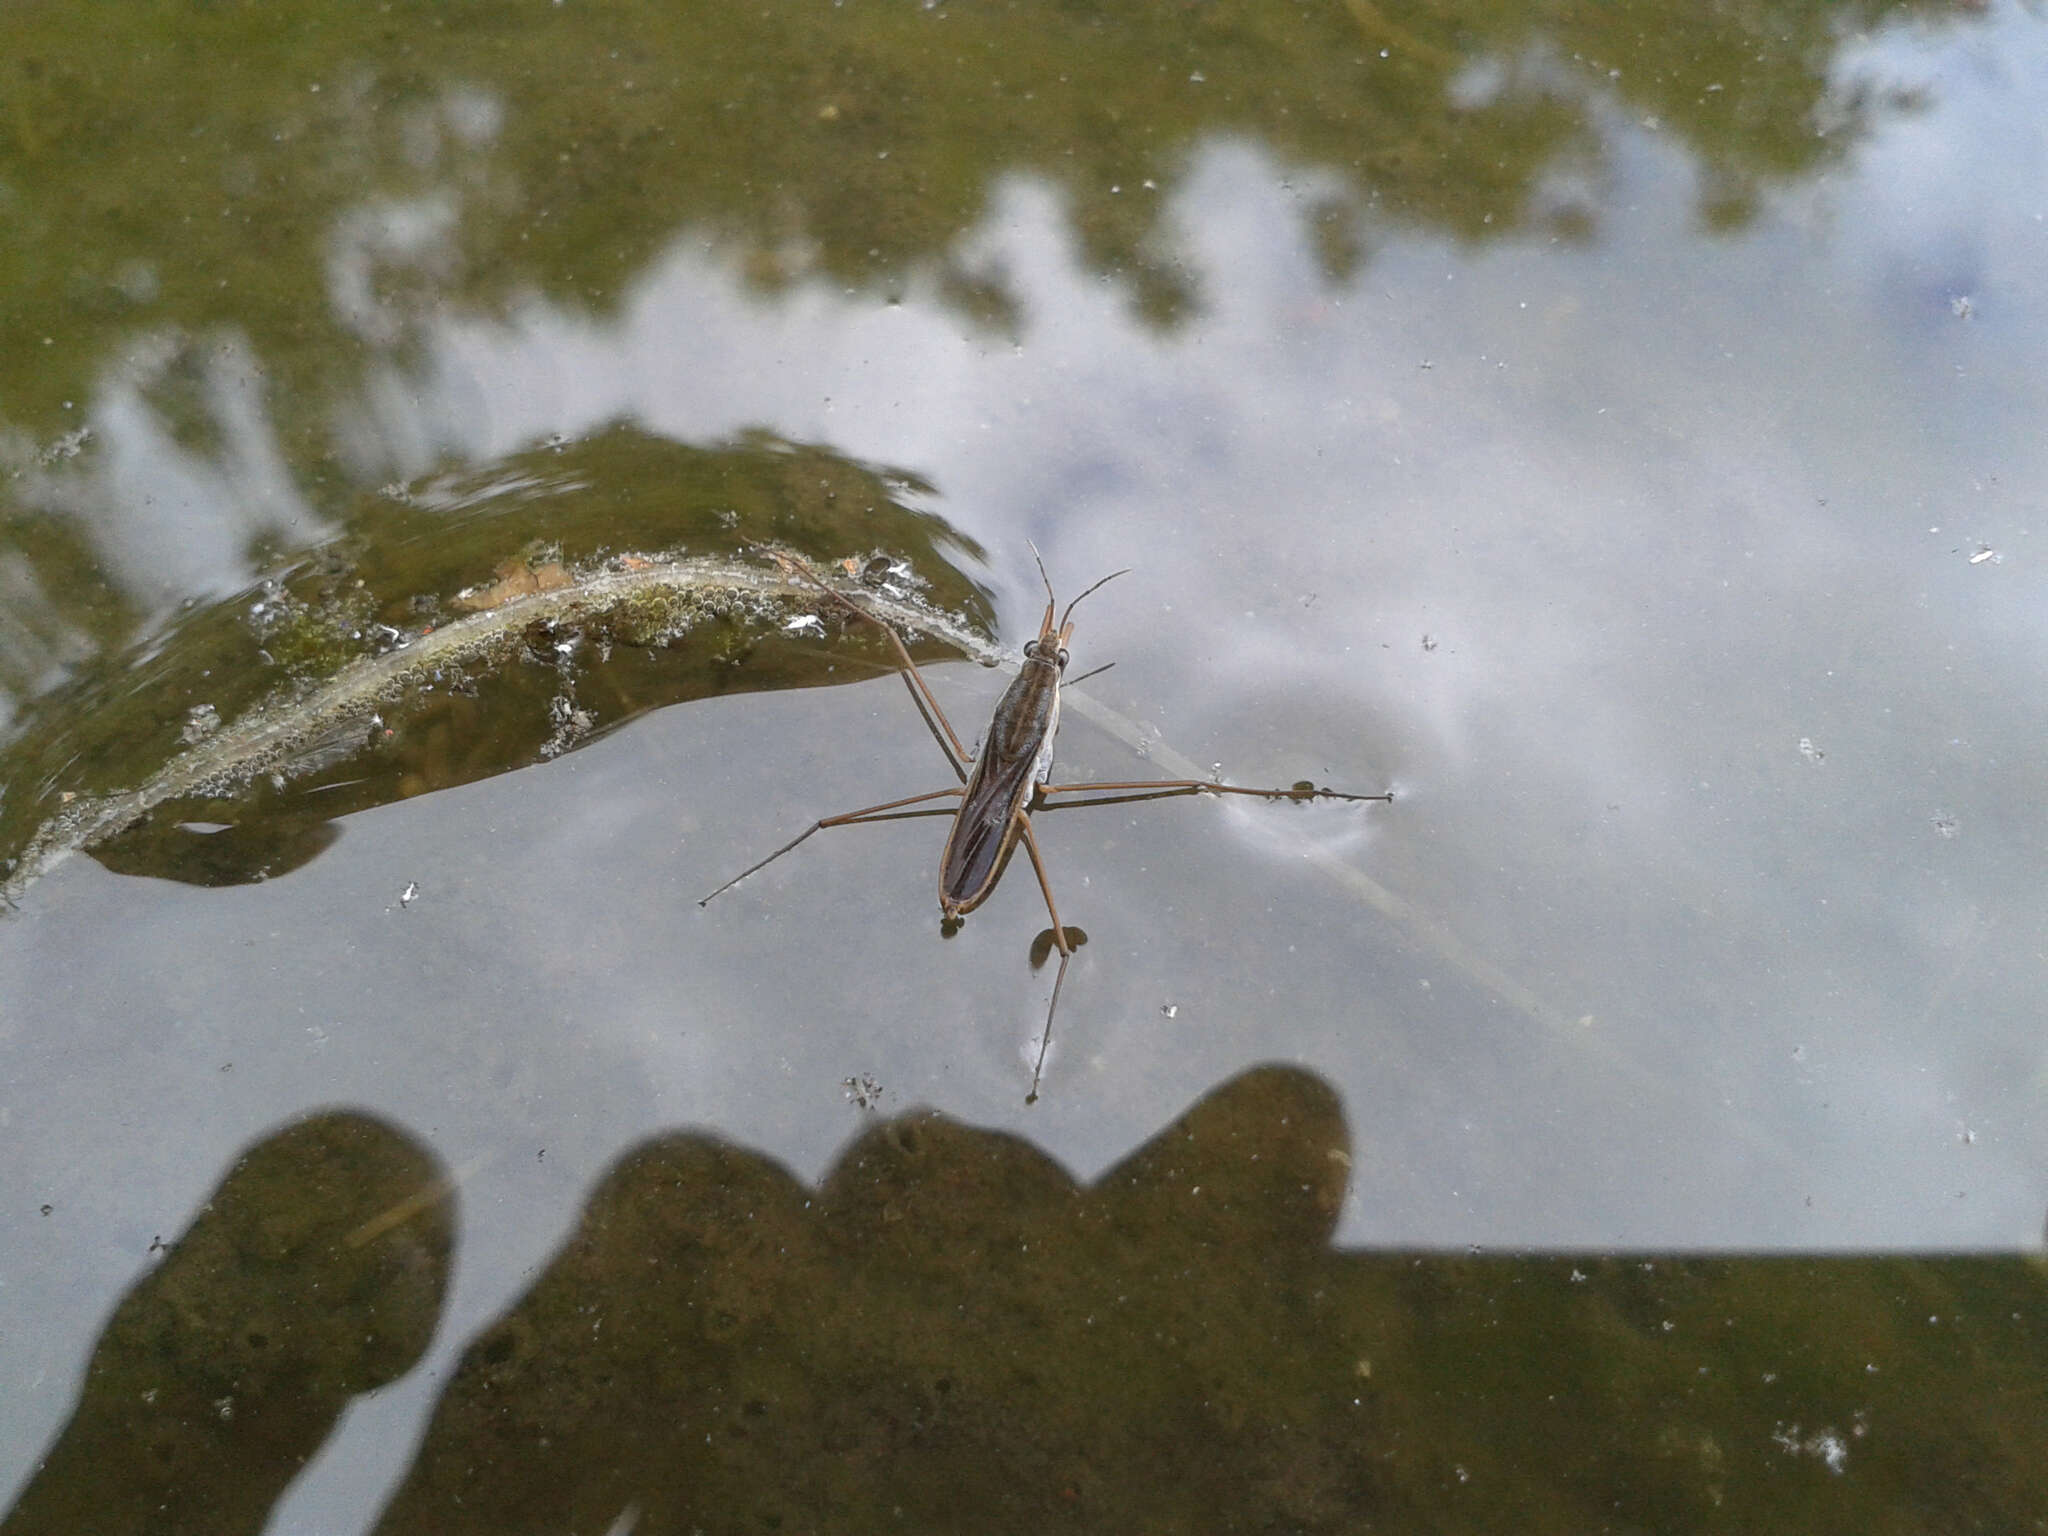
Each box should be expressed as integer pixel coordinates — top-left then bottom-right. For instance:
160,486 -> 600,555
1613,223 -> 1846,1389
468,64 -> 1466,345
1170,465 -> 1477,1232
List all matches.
0,427 -> 993,901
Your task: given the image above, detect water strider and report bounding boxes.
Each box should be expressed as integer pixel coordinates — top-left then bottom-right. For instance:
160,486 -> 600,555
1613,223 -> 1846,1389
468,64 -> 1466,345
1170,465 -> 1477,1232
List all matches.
700,547 -> 1392,1101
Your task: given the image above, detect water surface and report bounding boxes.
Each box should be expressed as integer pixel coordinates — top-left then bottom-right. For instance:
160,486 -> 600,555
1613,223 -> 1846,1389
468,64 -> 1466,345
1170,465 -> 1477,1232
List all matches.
3,1 -> 2045,1528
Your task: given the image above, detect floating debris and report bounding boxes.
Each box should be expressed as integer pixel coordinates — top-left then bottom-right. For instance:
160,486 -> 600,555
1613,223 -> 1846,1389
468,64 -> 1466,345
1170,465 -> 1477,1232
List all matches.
539,694 -> 596,760
843,1073 -> 884,1110
181,704 -> 222,745
858,554 -> 913,592
1797,736 -> 1825,765
452,557 -> 574,612
399,880 -> 420,908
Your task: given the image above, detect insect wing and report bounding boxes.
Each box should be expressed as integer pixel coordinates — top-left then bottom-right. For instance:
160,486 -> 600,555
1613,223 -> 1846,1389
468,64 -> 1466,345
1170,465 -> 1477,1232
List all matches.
939,742 -> 1039,911
940,662 -> 1060,912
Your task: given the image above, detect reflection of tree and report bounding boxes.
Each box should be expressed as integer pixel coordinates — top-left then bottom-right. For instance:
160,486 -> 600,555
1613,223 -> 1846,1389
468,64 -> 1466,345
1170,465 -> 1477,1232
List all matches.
6,1065 -> 2044,1535
0,0 -> 1973,430
0,0 -> 1983,817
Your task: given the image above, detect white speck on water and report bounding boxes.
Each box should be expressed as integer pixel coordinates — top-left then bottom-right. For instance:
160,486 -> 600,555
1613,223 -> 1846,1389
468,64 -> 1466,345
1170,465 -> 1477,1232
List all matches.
37,425 -> 91,465
1968,544 -> 2001,565
1771,1423 -> 1850,1475
1798,736 -> 1824,764
399,881 -> 420,908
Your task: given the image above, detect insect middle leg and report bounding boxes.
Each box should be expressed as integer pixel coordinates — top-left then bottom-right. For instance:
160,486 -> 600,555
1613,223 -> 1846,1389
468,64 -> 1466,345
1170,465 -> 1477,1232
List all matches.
1037,778 -> 1393,807
763,550 -> 974,778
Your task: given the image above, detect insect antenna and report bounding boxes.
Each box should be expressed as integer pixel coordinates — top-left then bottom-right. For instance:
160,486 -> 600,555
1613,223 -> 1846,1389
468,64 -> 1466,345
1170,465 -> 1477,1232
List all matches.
1058,567 -> 1131,635
1023,540 -> 1059,636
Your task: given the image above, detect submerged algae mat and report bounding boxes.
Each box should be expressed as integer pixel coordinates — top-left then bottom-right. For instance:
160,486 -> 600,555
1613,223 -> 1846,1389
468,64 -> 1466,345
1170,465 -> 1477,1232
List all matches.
0,548 -> 994,903
0,427 -> 995,903
8,1065 -> 2043,1535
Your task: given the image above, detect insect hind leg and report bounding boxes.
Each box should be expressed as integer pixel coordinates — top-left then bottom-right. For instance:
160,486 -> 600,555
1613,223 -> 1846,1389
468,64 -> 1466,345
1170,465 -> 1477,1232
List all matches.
698,786 -> 965,906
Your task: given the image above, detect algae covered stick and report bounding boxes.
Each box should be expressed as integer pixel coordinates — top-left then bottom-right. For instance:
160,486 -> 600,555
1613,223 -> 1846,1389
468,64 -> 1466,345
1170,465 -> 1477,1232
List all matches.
700,546 -> 1392,1102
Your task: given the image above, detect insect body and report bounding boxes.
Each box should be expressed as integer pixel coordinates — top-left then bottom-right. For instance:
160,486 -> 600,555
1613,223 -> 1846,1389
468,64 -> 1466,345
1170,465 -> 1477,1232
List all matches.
700,547 -> 1390,1101
937,561 -> 1116,922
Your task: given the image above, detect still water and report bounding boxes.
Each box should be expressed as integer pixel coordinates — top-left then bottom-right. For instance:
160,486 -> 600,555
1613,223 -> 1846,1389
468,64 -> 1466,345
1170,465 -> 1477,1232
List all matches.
2,1 -> 2044,1529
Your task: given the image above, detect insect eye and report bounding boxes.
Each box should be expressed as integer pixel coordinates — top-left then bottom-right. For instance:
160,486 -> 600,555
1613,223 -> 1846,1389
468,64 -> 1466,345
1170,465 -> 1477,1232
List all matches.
1023,640 -> 1039,659
1057,647 -> 1070,668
